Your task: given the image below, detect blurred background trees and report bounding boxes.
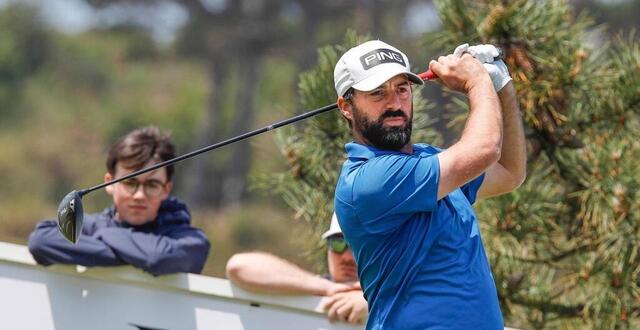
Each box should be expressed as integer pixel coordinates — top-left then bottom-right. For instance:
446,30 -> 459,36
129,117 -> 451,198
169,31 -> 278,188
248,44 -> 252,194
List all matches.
266,0 -> 639,329
431,1 -> 639,329
0,0 -> 637,328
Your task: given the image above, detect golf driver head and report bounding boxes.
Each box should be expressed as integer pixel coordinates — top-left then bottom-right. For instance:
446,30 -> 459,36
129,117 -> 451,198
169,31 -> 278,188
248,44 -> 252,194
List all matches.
57,190 -> 84,244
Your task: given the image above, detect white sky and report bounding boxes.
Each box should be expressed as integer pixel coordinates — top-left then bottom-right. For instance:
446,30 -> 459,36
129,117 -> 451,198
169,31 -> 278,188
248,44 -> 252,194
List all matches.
0,0 -> 188,45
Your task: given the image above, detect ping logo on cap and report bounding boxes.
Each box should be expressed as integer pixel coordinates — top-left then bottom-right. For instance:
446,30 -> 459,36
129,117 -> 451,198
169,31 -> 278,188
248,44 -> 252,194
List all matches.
359,48 -> 406,70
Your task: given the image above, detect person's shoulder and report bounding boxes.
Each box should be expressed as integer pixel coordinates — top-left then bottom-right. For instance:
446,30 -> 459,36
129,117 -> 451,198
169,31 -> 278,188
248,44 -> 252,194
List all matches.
157,197 -> 193,226
160,196 -> 189,213
413,143 -> 442,154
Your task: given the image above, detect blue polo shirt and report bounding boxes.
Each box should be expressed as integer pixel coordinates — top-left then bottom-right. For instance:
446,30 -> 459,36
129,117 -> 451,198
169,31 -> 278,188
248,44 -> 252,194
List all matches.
334,142 -> 503,330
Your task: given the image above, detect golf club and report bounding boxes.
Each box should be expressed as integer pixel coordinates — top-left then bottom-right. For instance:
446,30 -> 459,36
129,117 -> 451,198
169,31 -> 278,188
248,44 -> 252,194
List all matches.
57,48 -> 506,243
57,101 -> 342,243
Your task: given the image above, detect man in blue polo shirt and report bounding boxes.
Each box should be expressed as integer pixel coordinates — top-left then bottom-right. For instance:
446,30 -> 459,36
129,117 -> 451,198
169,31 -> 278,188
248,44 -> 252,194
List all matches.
333,40 -> 526,329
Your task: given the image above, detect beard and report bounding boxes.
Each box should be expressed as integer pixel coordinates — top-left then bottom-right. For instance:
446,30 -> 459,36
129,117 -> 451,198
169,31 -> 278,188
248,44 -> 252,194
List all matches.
352,105 -> 412,151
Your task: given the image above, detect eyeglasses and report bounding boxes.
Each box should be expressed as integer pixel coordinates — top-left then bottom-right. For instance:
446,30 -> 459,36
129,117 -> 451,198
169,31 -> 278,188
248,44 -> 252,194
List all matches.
327,235 -> 349,254
118,178 -> 167,197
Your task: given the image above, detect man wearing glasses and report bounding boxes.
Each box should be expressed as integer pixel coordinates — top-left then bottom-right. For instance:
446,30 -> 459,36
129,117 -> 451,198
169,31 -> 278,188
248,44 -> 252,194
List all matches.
28,126 -> 210,276
225,213 -> 368,325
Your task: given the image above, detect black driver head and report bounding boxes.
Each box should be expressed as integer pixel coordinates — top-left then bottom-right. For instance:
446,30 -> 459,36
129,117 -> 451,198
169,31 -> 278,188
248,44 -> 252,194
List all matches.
57,190 -> 84,244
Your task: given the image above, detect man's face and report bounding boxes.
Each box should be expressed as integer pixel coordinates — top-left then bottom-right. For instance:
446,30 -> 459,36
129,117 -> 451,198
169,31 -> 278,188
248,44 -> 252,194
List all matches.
104,162 -> 172,226
326,235 -> 358,282
346,75 -> 413,150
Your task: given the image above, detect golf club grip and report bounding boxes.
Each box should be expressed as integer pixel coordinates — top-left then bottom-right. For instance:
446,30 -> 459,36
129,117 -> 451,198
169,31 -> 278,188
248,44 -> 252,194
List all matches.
419,70 -> 437,81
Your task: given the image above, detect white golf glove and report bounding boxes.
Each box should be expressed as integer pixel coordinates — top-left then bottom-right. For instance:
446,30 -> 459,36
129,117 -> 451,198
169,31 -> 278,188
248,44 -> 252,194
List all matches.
483,59 -> 511,91
453,43 -> 512,91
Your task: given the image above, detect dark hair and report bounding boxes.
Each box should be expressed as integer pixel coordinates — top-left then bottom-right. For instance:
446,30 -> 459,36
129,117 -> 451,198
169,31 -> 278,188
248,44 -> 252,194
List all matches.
343,88 -> 355,101
106,126 -> 176,181
342,87 -> 355,128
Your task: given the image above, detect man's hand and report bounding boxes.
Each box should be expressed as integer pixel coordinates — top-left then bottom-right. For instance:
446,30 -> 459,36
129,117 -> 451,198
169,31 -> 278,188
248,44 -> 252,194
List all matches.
323,290 -> 368,325
465,44 -> 500,63
483,60 -> 512,91
428,53 -> 493,94
454,43 -> 512,91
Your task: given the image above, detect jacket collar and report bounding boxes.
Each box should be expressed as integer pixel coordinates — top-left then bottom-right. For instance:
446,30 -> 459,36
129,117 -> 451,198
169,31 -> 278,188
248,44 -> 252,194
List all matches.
104,196 -> 191,228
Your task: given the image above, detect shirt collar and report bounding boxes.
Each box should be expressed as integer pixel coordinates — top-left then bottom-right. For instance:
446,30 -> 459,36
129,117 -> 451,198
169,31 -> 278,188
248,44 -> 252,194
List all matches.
345,142 -> 436,161
345,142 -> 407,160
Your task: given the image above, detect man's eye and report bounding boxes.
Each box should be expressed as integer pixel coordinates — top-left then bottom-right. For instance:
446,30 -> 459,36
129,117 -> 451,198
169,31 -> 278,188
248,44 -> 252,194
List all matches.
146,181 -> 163,189
122,180 -> 138,187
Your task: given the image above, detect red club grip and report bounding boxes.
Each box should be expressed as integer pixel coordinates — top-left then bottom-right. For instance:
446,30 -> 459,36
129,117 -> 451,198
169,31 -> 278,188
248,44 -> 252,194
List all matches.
418,70 -> 437,81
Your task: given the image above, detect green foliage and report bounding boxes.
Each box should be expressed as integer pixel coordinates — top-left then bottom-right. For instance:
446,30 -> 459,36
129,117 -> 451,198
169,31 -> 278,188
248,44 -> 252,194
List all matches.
432,0 -> 640,328
263,30 -> 442,271
267,1 -> 639,328
0,4 -> 50,118
0,20 -> 209,243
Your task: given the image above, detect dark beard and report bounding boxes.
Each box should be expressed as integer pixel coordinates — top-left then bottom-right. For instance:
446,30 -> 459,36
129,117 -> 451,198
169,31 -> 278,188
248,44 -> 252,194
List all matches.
353,107 -> 412,151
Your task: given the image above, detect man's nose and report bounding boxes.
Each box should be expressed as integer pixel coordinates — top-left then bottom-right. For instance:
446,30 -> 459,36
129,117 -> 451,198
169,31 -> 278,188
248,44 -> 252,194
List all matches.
341,251 -> 355,263
132,185 -> 147,198
385,90 -> 403,109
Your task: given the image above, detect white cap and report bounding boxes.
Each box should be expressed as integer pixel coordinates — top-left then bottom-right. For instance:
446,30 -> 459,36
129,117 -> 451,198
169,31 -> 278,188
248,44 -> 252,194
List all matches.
334,40 -> 424,97
322,213 -> 342,239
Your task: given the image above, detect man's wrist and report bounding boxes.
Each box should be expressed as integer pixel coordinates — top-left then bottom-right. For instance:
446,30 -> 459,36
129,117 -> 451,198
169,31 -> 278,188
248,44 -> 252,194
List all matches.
466,74 -> 495,96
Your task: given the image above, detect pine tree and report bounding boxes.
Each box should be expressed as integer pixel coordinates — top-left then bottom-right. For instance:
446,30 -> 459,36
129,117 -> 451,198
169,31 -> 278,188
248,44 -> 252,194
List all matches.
431,1 -> 639,328
266,1 -> 639,328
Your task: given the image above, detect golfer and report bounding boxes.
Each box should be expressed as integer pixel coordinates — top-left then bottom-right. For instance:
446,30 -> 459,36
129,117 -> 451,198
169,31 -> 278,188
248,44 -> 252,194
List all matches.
333,40 -> 526,329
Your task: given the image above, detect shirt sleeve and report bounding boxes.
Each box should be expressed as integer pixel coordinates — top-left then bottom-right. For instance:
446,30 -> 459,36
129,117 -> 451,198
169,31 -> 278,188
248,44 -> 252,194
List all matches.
351,153 -> 440,234
460,173 -> 486,205
28,220 -> 124,267
95,226 -> 211,276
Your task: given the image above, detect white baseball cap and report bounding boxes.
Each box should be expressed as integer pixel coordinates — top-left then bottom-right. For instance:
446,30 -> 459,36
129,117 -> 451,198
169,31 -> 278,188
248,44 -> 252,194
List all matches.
334,40 -> 424,97
322,213 -> 342,239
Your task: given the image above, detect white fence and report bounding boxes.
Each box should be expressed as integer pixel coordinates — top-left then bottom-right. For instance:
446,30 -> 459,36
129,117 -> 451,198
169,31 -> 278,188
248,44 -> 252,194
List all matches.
0,241 -> 362,330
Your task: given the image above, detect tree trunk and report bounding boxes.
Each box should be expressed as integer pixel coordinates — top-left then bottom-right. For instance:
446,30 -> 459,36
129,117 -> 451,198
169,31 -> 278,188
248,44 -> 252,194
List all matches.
219,54 -> 263,206
184,58 -> 229,207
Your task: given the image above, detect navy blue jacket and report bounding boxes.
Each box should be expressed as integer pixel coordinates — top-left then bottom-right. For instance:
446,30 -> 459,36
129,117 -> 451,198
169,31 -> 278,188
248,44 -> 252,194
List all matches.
28,197 -> 210,276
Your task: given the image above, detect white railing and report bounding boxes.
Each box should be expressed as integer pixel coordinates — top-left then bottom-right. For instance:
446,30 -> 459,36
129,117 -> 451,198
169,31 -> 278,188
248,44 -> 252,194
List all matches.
0,241 -> 362,330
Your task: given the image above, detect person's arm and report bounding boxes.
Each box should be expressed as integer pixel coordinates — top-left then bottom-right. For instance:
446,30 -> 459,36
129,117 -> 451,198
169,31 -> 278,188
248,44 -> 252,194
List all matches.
28,220 -> 124,267
94,226 -> 210,276
428,53 -> 503,200
477,81 -> 527,198
225,252 -> 356,296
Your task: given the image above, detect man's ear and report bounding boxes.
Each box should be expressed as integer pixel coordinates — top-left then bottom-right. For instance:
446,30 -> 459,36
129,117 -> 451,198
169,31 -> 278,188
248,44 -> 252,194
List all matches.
162,181 -> 173,200
104,172 -> 115,195
337,97 -> 354,122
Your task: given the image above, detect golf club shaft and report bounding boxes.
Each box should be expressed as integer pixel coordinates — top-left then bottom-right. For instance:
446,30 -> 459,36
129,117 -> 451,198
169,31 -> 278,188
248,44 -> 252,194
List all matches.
79,102 -> 339,196
78,69 -> 440,196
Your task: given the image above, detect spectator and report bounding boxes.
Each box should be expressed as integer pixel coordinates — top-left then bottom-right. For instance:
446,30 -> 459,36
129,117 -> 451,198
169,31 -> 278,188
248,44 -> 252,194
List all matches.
226,213 -> 367,325
28,126 -> 210,276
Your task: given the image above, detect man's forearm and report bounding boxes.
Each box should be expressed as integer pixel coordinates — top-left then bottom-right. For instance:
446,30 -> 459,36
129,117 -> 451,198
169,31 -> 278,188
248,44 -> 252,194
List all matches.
28,220 -> 123,267
436,76 -> 503,199
96,227 -> 210,275
226,252 -> 337,296
497,82 -> 527,185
